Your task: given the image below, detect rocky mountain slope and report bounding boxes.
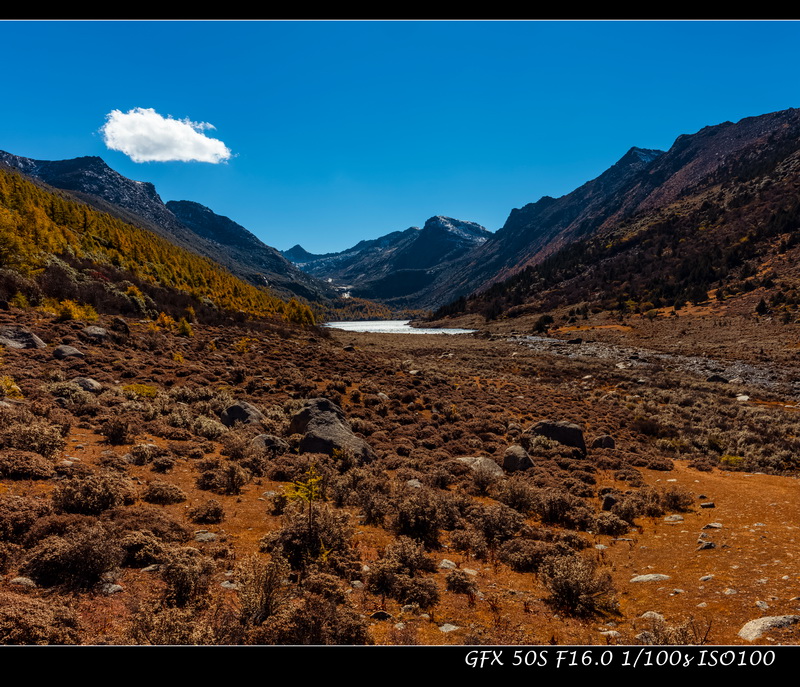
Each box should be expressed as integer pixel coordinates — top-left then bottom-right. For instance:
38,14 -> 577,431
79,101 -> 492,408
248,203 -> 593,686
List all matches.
0,151 -> 335,304
431,107 -> 800,318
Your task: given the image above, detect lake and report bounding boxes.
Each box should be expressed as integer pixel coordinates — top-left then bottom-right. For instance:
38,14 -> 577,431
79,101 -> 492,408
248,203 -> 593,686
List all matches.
323,319 -> 477,335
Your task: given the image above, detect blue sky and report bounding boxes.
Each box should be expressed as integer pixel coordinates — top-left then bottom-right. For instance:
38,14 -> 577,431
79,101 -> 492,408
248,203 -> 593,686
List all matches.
2,19 -> 800,253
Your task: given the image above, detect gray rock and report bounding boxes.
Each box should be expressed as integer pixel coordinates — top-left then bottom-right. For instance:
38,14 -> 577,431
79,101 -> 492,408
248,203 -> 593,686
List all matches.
250,433 -> 289,456
696,541 -> 716,550
9,576 -> 37,588
738,615 -> 800,641
456,456 -> 504,477
194,531 -> 218,543
99,583 -> 123,595
663,514 -> 684,522
640,611 -> 665,622
53,344 -> 84,359
438,559 -> 457,570
0,325 -> 46,349
700,502 -> 716,509
502,444 -> 533,472
289,397 -> 375,463
703,522 -> 723,529
591,435 -> 616,449
528,420 -> 586,455
406,478 -> 423,489
82,325 -> 108,342
439,623 -> 460,633
220,580 -> 240,590
630,574 -> 671,583
72,377 -> 102,392
220,401 -> 265,427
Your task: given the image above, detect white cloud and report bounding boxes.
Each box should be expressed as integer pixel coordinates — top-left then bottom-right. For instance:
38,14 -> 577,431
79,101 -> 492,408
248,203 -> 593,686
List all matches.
100,107 -> 232,163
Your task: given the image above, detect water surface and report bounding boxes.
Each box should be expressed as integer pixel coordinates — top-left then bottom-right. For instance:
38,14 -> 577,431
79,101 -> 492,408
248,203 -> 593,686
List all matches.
323,319 -> 476,335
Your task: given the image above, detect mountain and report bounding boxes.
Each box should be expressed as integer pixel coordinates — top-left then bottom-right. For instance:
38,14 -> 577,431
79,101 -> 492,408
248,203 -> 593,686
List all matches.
0,151 -> 335,304
283,216 -> 491,307
433,107 -> 800,321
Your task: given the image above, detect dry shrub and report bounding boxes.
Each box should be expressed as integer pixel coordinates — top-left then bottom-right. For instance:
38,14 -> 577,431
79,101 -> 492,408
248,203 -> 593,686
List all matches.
236,553 -> 291,626
0,450 -> 55,480
103,505 -> 190,543
539,554 -> 619,618
248,595 -> 371,645
21,525 -> 125,589
0,418 -> 66,458
119,530 -> 168,567
594,511 -> 630,536
390,489 -> 442,549
188,499 -> 225,525
142,480 -> 187,505
0,495 -> 53,543
497,538 -> 567,572
160,546 -> 216,607
260,504 -> 356,577
0,593 -> 81,644
52,472 -> 137,515
127,602 -> 216,645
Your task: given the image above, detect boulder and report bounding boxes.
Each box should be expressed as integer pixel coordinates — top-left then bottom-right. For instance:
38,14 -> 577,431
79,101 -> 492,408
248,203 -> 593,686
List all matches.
82,325 -> 109,342
591,434 -> 616,449
288,397 -> 375,463
250,434 -> 289,456
0,325 -> 46,349
528,420 -> 586,455
502,444 -> 533,472
456,456 -> 504,477
738,615 -> 800,641
72,377 -> 102,392
53,344 -> 84,359
219,401 -> 265,427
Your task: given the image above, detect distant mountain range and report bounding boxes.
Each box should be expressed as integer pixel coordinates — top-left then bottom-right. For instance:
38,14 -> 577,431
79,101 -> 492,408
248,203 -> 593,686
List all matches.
4,106 -> 800,320
283,216 -> 491,306
0,151 -> 336,304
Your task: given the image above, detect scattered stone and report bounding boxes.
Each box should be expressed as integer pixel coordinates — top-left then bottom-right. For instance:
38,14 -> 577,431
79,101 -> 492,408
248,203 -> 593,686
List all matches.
527,420 -> 586,455
756,601 -> 770,610
630,574 -> 671,583
456,456 -> 504,477
351,580 -> 364,590
53,344 -> 84,359
9,576 -> 36,588
288,397 -> 376,463
194,531 -> 218,543
736,394 -> 750,402
461,568 -> 478,576
697,541 -> 716,551
439,624 -> 460,633
723,588 -> 738,595
502,444 -> 533,472
406,478 -> 423,489
82,325 -> 108,342
703,522 -> 723,529
438,559 -> 457,570
250,434 -> 289,456
599,630 -> 620,638
591,435 -> 616,449
700,575 -> 714,582
595,544 -> 608,550
640,611 -> 665,622
663,514 -> 684,523
601,493 -> 618,511
220,580 -> 240,590
738,616 -> 800,641
99,583 -> 123,595
220,401 -> 265,427
700,502 -> 716,509
72,376 -> 102,392
0,325 -> 46,349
